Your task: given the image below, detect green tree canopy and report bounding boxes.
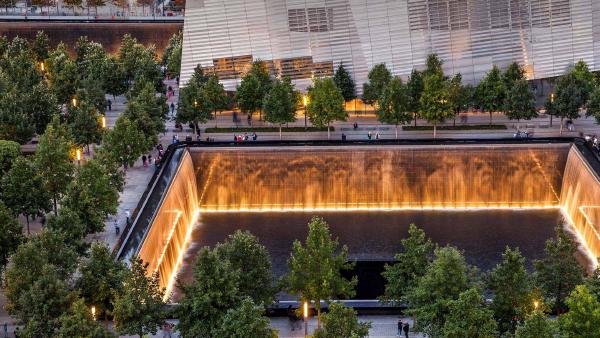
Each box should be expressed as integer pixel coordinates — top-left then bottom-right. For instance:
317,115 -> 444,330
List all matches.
47,43 -> 79,104
32,30 -> 49,61
504,79 -> 537,125
66,98 -> 103,151
55,298 -> 113,338
177,80 -> 211,135
203,74 -> 228,127
406,246 -> 471,337
362,63 -> 392,105
440,287 -> 498,338
113,257 -> 165,338
313,302 -> 371,338
333,63 -> 356,102
101,115 -> 148,169
515,310 -> 556,338
61,158 -> 120,235
215,230 -> 275,306
486,246 -> 532,333
307,77 -> 347,139
377,76 -> 412,138
263,77 -> 297,139
0,139 -> 20,174
419,72 -> 453,137
554,72 -> 586,134
476,65 -> 505,124
586,86 -> 600,125
236,66 -> 271,117
0,201 -> 23,278
1,156 -> 51,233
45,207 -> 88,254
381,224 -> 434,305
406,69 -> 424,123
35,116 -> 75,214
76,242 -> 126,321
559,285 -> 600,338
282,216 -> 357,326
533,226 -> 585,313
177,247 -> 242,337
214,297 -> 278,338
503,62 -> 526,89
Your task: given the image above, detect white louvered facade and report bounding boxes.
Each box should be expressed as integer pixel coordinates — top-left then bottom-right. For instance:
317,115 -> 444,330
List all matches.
181,0 -> 600,93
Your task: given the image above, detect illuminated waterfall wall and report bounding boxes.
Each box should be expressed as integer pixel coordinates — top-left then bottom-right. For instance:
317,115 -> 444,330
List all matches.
561,146 -> 600,260
136,150 -> 199,295
191,144 -> 568,211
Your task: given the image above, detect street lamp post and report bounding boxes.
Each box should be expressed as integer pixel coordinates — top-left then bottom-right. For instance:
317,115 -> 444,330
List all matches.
303,301 -> 308,338
76,149 -> 82,167
303,95 -> 308,128
549,93 -> 555,127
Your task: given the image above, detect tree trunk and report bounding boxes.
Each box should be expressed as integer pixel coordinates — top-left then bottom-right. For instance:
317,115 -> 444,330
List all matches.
550,114 -> 553,127
279,125 -> 282,140
395,124 -> 398,139
327,123 -> 330,139
559,117 -> 564,135
433,124 -> 437,139
25,215 -> 30,235
489,111 -> 493,126
214,110 -> 218,128
53,196 -> 58,215
414,113 -> 417,126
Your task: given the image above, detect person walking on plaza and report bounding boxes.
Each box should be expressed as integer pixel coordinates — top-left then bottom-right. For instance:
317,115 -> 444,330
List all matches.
403,322 -> 410,338
397,319 -> 403,337
170,102 -> 175,116
107,99 -> 112,111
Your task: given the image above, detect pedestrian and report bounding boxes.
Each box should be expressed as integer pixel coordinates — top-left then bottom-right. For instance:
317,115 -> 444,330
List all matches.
342,133 -> 346,141
4,322 -> 7,338
403,322 -> 410,338
397,319 -> 403,336
176,76 -> 180,86
142,155 -> 147,167
170,102 -> 175,115
107,99 -> 112,111
252,132 -> 257,141
115,222 -> 120,235
126,210 -> 131,226
353,122 -> 358,130
172,135 -> 177,144
368,131 -> 372,140
148,154 -> 153,166
376,131 -> 380,140
247,114 -> 252,126
244,132 -> 248,141
234,134 -> 238,142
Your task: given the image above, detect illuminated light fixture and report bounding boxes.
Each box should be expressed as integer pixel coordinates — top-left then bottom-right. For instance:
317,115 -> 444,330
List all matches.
303,95 -> 308,107
91,306 -> 96,320
198,205 -> 561,213
76,149 -> 82,161
40,62 -> 45,72
72,97 -> 77,107
101,116 -> 106,129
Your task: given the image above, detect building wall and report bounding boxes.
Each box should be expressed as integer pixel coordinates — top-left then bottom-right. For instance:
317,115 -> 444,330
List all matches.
181,0 -> 600,93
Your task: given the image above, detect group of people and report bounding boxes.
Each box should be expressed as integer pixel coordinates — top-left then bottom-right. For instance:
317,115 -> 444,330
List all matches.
397,319 -> 410,338
234,132 -> 258,142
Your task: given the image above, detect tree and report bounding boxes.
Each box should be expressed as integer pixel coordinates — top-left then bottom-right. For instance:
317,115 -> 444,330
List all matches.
55,298 -> 112,338
0,139 -> 20,174
62,158 -> 120,235
333,63 -> 356,102
162,32 -> 182,66
282,216 -> 357,326
167,44 -> 182,77
103,56 -> 128,98
406,246 -> 471,337
63,0 -> 83,13
585,266 -> 600,302
177,80 -> 211,135
307,77 -> 347,139
533,226 -> 585,313
113,257 -> 165,338
381,224 -> 434,305
32,30 -> 49,62
177,247 -> 241,337
312,303 -> 371,338
571,59 -> 596,103
1,156 -> 51,234
486,247 -> 532,333
447,74 -> 472,125
136,0 -> 154,15
515,310 -> 556,338
559,285 -> 600,338
4,230 -> 78,337
503,62 -> 526,89
214,297 -> 278,338
79,76 -> 107,113
419,72 -> 453,138
377,76 -> 411,138
66,99 -> 102,152
406,69 -> 424,125
76,242 -> 126,321
101,115 -> 148,169
236,62 -> 272,119
204,75 -> 228,128
588,85 -> 600,124
263,77 -> 297,139
47,43 -> 79,104
0,201 -> 22,277
215,230 -> 275,306
124,78 -> 167,143
22,81 -> 60,135
35,117 -> 75,215
86,0 -> 106,14
476,65 -> 505,125
362,63 -> 392,106
440,287 -> 498,338
504,79 -> 537,128
424,53 -> 444,77
553,73 -> 585,134
45,207 -> 88,254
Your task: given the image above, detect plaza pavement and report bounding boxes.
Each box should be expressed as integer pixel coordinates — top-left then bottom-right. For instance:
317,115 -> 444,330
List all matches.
1,77 -> 596,337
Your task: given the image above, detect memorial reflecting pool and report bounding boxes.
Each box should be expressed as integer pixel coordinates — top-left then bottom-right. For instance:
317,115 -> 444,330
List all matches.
172,209 -> 564,301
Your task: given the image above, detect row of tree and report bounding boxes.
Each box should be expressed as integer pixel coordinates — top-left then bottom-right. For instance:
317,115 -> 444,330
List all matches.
18,0 -> 156,15
0,32 -> 177,337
